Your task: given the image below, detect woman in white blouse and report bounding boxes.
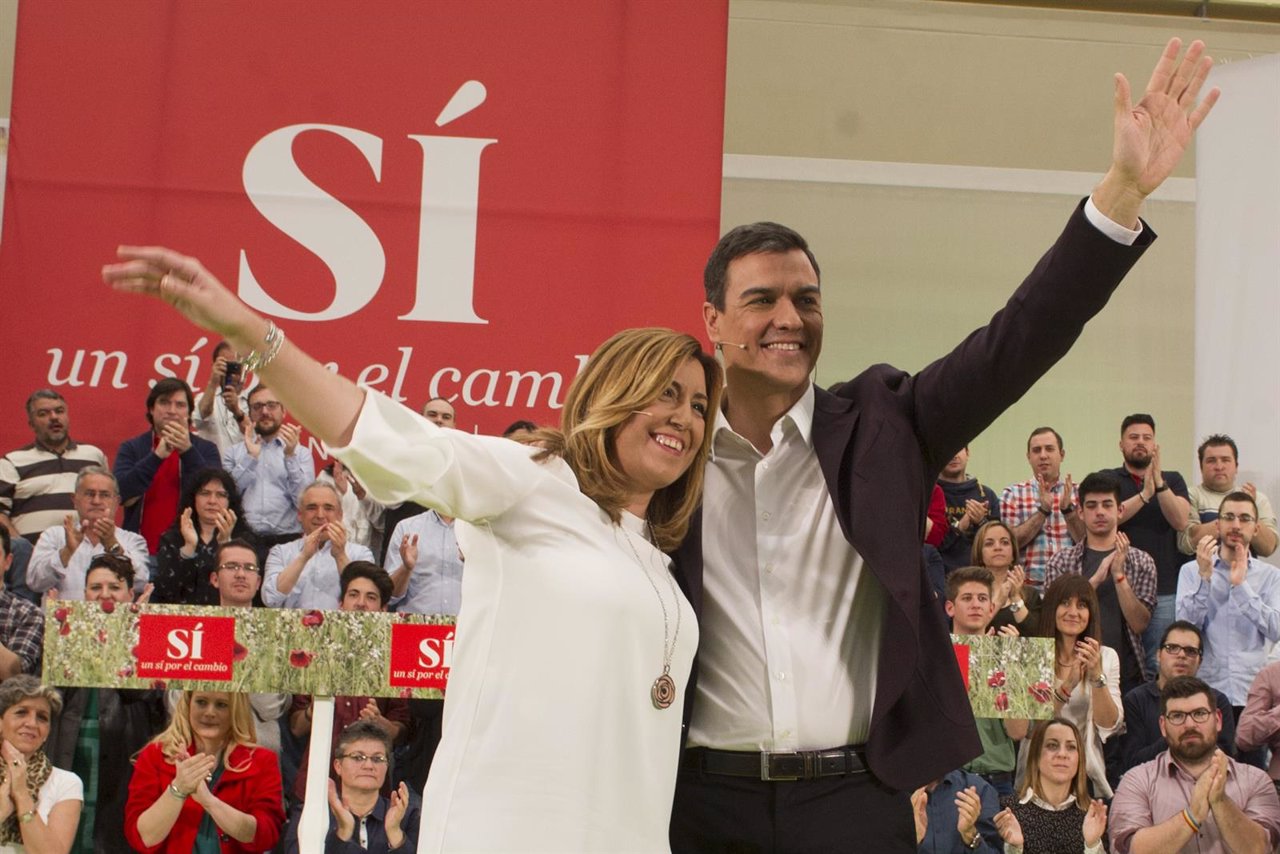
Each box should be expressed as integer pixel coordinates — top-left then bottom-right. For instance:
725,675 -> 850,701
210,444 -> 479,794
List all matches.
105,248 -> 724,853
1020,575 -> 1122,800
0,677 -> 82,854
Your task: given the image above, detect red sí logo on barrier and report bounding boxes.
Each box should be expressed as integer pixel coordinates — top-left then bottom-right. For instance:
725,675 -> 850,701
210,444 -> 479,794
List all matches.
135,615 -> 237,681
389,623 -> 454,690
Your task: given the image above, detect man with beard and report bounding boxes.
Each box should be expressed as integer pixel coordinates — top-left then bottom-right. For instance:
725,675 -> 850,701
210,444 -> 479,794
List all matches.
1107,413 -> 1192,677
1109,676 -> 1280,853
224,384 -> 315,548
1120,620 -> 1234,776
113,377 -> 221,554
0,389 -> 108,542
1177,493 -> 1280,729
937,446 -> 1002,573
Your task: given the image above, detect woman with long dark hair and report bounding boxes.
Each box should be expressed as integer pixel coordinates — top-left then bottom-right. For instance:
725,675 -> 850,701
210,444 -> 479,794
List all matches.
1023,575 -> 1122,799
153,468 -> 259,605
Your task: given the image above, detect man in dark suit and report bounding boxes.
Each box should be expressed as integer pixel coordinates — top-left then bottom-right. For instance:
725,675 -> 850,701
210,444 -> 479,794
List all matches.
113,376 -> 221,554
670,38 -> 1218,853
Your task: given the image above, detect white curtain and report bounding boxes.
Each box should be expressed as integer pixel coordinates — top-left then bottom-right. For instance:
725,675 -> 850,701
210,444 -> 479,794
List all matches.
1195,54 -> 1280,501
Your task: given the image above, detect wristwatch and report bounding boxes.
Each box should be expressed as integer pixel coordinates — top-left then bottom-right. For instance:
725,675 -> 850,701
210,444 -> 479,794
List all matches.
1092,673 -> 1108,688
964,830 -> 982,849
1008,599 -> 1025,613
1061,503 -> 1075,516
1155,482 -> 1170,493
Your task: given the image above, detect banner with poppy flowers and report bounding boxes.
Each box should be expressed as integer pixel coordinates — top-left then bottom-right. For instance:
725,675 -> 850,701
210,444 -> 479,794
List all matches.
951,635 -> 1055,720
42,600 -> 455,699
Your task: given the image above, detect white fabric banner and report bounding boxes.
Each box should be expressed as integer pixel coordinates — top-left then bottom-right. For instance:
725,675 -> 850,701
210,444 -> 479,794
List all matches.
1195,54 -> 1280,502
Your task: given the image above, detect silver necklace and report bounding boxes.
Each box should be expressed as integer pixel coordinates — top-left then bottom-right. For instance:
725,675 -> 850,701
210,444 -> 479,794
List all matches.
620,521 -> 682,710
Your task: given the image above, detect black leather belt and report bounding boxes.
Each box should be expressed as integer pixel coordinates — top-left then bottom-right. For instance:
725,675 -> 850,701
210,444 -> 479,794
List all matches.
683,746 -> 869,781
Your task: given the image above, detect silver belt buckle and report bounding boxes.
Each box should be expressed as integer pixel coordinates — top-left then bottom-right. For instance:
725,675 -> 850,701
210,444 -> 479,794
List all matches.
759,750 -> 808,781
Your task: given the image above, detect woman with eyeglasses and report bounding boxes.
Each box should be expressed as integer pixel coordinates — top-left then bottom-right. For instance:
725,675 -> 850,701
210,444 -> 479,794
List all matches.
125,691 -> 284,854
283,720 -> 418,854
995,718 -> 1108,854
154,468 -> 260,605
972,519 -> 1042,634
1021,575 -> 1122,800
105,248 -> 722,852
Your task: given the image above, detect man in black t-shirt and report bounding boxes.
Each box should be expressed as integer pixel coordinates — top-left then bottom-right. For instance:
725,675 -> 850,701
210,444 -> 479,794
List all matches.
1105,414 -> 1192,679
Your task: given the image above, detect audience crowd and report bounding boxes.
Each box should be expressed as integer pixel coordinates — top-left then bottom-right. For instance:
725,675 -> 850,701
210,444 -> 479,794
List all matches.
3,370 -> 1280,852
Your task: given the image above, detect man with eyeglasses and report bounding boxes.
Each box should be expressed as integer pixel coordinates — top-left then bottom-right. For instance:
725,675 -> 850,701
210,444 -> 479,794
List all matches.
283,720 -> 419,854
1110,676 -> 1280,853
224,385 -> 316,550
209,539 -> 291,768
1119,620 -> 1235,776
1177,492 -> 1280,726
27,466 -> 149,599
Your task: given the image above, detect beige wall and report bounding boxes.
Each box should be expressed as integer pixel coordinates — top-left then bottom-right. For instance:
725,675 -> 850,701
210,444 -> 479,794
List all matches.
2,1 -> 1279,487
724,0 -> 1280,490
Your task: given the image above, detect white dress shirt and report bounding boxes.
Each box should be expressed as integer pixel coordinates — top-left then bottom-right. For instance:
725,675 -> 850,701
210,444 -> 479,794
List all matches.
27,524 -> 150,599
384,510 -> 464,616
691,384 -> 886,751
262,537 -> 375,609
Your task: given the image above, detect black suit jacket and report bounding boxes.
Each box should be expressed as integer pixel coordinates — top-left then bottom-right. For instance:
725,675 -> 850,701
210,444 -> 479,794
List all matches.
671,201 -> 1155,791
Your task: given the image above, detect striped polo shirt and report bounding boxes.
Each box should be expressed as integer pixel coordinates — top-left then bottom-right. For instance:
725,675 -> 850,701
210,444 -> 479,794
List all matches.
0,440 -> 108,541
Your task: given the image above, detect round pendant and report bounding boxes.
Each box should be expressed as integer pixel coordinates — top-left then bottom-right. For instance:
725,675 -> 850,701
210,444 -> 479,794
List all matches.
651,673 -> 676,709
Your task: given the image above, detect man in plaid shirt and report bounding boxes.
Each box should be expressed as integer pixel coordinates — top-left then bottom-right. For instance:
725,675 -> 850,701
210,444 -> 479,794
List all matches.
1044,471 -> 1157,695
1000,427 -> 1084,586
0,527 -> 45,678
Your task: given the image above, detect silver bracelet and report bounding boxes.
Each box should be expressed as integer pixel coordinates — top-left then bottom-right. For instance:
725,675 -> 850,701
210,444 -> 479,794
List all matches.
241,321 -> 286,373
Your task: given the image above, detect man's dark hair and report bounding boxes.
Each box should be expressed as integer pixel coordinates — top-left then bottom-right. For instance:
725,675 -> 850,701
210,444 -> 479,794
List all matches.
247,384 -> 274,404
503,420 -> 539,438
1220,490 -> 1259,518
1160,675 -> 1214,716
703,222 -> 820,311
1026,427 -> 1064,454
1120,413 -> 1155,435
945,566 -> 994,603
1161,619 -> 1203,649
340,561 -> 393,608
1076,471 -> 1122,504
336,719 -> 393,756
1198,433 -> 1239,465
145,377 -> 194,426
0,527 -> 9,559
214,538 -> 261,570
87,553 -> 136,589
25,389 -> 65,421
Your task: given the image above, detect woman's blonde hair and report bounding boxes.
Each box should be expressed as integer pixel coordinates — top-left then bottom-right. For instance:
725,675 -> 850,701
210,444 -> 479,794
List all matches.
149,691 -> 259,773
1021,717 -> 1092,810
527,328 -> 722,551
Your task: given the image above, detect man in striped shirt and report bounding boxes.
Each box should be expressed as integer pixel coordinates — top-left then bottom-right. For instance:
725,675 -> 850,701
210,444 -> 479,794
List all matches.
0,389 -> 107,542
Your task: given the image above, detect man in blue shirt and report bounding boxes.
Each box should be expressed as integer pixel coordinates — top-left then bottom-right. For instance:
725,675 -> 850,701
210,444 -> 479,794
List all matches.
1177,492 -> 1280,724
224,385 -> 315,548
912,770 -> 1002,853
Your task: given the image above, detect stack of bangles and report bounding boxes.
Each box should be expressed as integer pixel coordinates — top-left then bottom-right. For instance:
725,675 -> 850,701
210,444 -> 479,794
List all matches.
241,320 -> 286,373
1182,807 -> 1202,834
1053,685 -> 1072,703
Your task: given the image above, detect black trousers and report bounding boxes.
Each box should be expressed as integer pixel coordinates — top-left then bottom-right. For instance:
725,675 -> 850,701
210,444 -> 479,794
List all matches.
670,757 -> 914,854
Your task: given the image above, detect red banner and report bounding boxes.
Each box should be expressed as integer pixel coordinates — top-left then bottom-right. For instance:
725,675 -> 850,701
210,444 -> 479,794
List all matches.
0,1 -> 727,456
388,622 -> 454,690
134,613 -> 237,681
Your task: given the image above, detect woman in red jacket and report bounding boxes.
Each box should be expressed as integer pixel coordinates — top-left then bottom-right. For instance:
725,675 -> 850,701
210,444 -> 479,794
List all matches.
125,692 -> 284,853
